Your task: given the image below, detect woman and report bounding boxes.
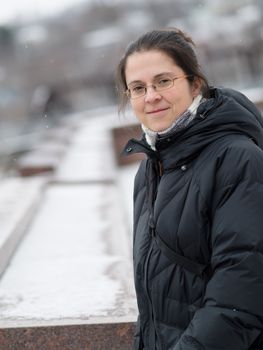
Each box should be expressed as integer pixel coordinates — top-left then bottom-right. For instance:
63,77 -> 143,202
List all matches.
116,28 -> 263,349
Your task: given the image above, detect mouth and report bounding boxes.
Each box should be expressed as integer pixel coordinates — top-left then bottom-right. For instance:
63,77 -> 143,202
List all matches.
146,107 -> 169,114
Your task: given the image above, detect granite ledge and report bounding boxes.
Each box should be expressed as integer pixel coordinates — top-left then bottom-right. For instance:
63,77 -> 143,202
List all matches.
0,321 -> 136,350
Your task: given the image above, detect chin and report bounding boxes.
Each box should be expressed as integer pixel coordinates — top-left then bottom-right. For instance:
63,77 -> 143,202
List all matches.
149,122 -> 174,133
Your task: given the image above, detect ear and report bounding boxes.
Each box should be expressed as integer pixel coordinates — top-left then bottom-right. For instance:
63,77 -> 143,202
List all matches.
191,77 -> 202,97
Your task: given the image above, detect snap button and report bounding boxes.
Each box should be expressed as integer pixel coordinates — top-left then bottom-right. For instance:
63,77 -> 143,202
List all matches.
126,147 -> 133,153
181,165 -> 187,171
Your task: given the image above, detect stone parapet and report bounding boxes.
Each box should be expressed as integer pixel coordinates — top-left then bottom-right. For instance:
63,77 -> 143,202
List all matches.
0,111 -> 138,349
0,321 -> 136,350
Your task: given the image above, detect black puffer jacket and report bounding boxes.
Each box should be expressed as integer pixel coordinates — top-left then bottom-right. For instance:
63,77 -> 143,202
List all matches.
124,87 -> 263,350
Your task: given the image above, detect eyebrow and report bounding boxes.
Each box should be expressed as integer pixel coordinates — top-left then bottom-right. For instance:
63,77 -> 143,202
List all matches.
127,72 -> 175,86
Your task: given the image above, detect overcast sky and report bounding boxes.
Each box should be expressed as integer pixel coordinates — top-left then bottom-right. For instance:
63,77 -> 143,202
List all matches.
0,0 -> 89,24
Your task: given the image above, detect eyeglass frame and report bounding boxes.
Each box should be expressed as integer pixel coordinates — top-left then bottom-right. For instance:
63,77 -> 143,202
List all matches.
125,75 -> 191,99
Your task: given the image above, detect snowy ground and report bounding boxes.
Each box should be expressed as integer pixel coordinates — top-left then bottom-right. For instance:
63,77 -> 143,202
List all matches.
0,109 -> 138,328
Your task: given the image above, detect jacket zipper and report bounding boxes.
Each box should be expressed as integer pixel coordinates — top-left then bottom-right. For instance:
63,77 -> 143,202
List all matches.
158,161 -> 163,176
144,157 -> 163,349
144,230 -> 158,349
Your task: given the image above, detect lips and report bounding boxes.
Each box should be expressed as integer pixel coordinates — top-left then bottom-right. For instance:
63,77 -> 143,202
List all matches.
146,107 -> 169,114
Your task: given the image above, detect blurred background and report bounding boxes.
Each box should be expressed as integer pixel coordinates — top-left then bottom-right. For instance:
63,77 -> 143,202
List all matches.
0,0 -> 263,173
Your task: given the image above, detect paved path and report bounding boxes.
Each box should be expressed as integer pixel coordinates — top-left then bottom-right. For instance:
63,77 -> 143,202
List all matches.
0,109 -> 138,348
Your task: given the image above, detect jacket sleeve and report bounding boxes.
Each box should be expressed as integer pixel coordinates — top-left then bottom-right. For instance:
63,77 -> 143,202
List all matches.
175,145 -> 263,350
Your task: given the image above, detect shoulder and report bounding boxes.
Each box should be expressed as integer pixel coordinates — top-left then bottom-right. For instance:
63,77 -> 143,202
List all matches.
192,135 -> 263,204
196,133 -> 263,172
215,86 -> 263,126
215,136 -> 263,186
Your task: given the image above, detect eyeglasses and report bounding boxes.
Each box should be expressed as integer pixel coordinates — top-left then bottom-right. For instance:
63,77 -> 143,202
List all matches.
125,75 -> 190,99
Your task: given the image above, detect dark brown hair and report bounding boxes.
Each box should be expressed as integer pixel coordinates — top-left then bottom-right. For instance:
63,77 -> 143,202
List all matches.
116,28 -> 209,114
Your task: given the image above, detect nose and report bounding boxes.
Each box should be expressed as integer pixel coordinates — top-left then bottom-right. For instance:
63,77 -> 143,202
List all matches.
144,85 -> 161,103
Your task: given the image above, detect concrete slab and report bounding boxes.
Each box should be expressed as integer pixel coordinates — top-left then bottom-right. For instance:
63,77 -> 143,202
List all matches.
0,177 -> 47,276
0,110 -> 138,348
0,184 -> 136,326
54,121 -> 117,183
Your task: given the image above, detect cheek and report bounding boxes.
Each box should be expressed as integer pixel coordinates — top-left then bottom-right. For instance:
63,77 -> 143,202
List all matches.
164,91 -> 180,105
131,100 -> 143,114
169,89 -> 193,106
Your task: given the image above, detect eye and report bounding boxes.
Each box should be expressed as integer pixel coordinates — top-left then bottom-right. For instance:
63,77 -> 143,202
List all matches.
157,78 -> 172,88
131,85 -> 145,93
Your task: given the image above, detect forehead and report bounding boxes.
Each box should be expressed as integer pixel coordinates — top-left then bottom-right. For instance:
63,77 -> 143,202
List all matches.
125,50 -> 183,84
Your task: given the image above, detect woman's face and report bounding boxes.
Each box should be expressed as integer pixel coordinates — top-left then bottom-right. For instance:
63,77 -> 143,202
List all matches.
125,50 -> 201,132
